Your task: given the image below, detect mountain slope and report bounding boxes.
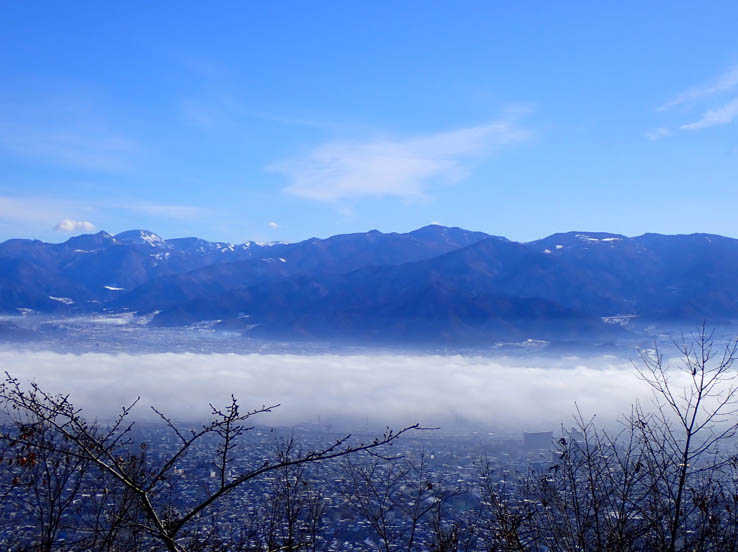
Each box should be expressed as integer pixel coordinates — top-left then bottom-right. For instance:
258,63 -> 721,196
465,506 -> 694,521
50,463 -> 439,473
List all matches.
115,225 -> 496,313
151,231 -> 738,341
0,225 -> 493,314
3,226 -> 738,344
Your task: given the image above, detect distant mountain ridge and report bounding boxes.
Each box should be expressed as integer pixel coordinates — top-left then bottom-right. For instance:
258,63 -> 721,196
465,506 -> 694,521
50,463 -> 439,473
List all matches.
1,226 -> 737,343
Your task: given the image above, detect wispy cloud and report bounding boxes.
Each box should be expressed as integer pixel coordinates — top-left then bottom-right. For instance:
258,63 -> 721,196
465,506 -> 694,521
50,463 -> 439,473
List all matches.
681,97 -> 738,130
122,202 -> 210,220
181,94 -> 351,134
0,124 -> 134,171
653,64 -> 738,135
659,65 -> 738,111
54,219 -> 96,233
268,221 -> 279,229
267,120 -> 532,202
0,196 -> 209,239
0,196 -> 93,225
179,95 -> 245,129
645,127 -> 671,141
0,96 -> 136,171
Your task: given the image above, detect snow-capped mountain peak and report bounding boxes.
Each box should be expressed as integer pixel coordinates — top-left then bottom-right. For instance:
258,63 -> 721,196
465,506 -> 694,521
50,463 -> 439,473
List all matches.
114,230 -> 170,248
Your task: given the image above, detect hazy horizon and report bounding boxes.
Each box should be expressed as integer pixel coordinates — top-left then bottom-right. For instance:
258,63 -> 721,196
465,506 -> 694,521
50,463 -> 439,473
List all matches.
8,223 -> 738,247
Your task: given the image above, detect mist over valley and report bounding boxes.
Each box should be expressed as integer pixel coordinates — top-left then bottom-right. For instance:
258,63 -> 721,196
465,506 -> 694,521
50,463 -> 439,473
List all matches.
4,6 -> 738,546
2,224 -> 734,432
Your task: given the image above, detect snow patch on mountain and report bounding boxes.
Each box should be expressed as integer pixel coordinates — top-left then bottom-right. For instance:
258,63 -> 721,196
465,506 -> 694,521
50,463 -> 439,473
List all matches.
115,230 -> 170,249
576,234 -> 601,242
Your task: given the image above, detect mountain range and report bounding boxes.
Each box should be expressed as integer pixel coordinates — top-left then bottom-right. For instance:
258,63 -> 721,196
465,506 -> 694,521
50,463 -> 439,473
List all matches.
1,225 -> 736,343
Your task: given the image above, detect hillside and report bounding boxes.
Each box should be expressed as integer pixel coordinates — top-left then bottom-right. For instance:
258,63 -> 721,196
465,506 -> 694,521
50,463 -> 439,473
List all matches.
2,226 -> 737,342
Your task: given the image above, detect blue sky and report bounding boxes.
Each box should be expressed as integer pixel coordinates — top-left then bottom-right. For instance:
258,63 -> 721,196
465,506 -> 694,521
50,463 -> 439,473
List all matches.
1,2 -> 737,244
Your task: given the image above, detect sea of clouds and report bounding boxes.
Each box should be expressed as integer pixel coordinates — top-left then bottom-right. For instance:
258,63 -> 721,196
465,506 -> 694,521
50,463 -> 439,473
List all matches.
0,350 -> 668,433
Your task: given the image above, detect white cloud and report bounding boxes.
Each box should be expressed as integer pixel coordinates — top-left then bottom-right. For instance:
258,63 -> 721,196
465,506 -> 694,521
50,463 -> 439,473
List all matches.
267,120 -> 531,202
54,219 -> 96,233
0,350 -> 661,431
681,97 -> 738,130
659,65 -> 738,111
645,127 -> 671,140
268,221 -> 279,229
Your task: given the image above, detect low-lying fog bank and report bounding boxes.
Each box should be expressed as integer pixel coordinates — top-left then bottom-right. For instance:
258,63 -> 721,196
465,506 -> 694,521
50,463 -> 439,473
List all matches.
0,350 -> 667,434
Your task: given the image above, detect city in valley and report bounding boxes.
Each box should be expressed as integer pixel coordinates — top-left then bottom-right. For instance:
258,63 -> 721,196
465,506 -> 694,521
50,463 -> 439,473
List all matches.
2,2 -> 738,550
